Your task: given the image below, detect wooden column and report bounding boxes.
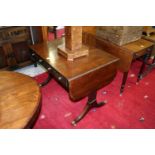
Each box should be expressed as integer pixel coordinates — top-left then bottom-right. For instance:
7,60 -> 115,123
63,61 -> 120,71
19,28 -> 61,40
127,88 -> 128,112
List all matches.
58,26 -> 89,61
41,26 -> 48,42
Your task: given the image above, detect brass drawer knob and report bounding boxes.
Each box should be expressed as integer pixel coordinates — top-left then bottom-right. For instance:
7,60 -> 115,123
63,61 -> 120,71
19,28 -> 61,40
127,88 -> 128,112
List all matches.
47,67 -> 51,70
58,77 -> 62,80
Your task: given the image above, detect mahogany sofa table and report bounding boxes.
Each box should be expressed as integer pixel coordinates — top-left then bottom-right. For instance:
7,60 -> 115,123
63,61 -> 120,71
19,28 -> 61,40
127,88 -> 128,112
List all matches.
29,38 -> 119,125
0,71 -> 41,129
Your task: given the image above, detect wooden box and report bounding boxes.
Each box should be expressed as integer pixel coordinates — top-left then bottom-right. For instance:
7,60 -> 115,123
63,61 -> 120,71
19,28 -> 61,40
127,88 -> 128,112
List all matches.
96,26 -> 143,46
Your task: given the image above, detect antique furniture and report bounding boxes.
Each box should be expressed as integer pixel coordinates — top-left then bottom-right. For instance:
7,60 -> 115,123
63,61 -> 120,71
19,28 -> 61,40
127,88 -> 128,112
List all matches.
0,26 -> 43,70
0,71 -> 41,128
141,34 -> 155,77
29,38 -> 119,125
96,26 -> 143,46
96,36 -> 154,94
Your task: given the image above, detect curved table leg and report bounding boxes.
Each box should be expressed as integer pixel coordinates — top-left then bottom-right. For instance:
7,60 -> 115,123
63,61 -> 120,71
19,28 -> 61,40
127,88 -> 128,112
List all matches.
39,73 -> 53,87
71,92 -> 106,126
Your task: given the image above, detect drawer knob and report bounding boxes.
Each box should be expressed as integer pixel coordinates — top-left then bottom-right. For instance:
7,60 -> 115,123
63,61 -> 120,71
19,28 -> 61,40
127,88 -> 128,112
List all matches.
32,53 -> 35,56
58,77 -> 62,80
47,67 -> 51,70
39,59 -> 43,63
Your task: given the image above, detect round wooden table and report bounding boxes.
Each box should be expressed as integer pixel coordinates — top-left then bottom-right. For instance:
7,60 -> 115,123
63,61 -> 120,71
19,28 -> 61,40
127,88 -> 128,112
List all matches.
0,71 -> 41,129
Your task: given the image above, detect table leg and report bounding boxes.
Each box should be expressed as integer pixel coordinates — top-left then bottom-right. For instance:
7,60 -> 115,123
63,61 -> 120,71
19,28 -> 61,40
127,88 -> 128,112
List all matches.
31,54 -> 38,67
152,56 -> 155,64
71,91 -> 106,126
34,62 -> 37,67
140,56 -> 155,78
39,72 -> 53,87
120,72 -> 129,95
137,53 -> 150,82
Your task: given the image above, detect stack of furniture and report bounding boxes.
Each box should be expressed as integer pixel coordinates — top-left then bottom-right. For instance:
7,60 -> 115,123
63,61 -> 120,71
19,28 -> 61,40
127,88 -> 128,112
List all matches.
0,26 -> 43,70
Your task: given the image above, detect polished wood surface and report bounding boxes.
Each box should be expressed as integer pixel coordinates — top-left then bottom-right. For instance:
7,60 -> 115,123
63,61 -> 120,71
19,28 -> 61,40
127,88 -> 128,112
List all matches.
96,37 -> 154,72
0,71 -> 41,128
29,37 -> 119,124
122,39 -> 154,55
29,38 -> 119,101
82,32 -> 154,93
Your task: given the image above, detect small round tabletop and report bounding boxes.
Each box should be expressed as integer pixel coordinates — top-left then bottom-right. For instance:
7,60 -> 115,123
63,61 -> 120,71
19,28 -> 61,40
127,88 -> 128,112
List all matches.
0,71 -> 41,129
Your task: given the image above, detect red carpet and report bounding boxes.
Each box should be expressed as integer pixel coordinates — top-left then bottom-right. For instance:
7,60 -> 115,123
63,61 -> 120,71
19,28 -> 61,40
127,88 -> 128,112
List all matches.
33,60 -> 155,129
48,28 -> 64,41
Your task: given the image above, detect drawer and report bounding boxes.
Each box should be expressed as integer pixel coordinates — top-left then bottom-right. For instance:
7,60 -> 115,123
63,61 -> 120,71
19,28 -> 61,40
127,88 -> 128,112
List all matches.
30,51 -> 69,90
51,68 -> 69,90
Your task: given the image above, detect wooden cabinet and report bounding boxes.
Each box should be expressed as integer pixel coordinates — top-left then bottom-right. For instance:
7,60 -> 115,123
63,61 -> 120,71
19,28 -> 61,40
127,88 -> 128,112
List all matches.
0,26 -> 43,70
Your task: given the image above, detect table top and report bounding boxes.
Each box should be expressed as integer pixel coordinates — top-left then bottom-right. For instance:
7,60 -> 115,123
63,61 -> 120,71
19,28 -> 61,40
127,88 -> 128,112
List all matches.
0,71 -> 41,129
95,34 -> 154,72
142,34 -> 155,43
29,38 -> 119,80
122,39 -> 154,53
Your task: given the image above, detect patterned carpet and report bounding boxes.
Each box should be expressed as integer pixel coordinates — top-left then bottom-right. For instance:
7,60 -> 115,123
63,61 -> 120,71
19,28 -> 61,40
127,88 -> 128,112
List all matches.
33,60 -> 155,129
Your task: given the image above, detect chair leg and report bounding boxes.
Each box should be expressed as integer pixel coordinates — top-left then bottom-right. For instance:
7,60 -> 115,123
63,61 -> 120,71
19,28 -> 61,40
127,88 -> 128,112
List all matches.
39,73 -> 53,87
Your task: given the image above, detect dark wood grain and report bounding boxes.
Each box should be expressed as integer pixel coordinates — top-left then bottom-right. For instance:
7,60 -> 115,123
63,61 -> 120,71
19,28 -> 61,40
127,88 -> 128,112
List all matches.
96,36 -> 154,72
0,71 -> 41,129
0,26 -> 43,70
29,38 -> 119,101
82,32 -> 154,93
29,37 -> 119,124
